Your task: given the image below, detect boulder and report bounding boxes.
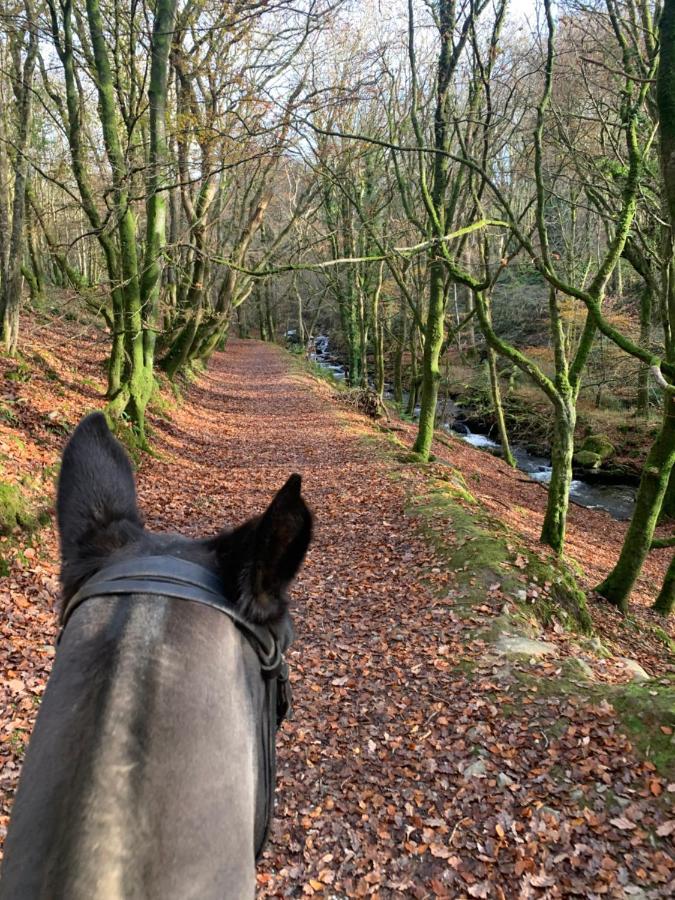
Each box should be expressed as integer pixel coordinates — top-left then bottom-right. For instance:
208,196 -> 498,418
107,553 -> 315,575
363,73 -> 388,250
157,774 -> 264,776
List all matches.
617,657 -> 650,682
580,433 -> 615,460
573,450 -> 602,468
495,634 -> 558,658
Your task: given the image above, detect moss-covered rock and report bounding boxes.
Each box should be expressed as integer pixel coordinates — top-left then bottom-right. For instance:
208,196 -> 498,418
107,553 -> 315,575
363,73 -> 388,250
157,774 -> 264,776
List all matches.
580,433 -> 615,460
0,481 -> 35,533
574,450 -> 602,468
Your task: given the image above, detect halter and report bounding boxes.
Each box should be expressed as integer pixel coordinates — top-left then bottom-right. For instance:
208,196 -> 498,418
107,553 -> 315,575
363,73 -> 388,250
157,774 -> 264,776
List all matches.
59,555 -> 291,860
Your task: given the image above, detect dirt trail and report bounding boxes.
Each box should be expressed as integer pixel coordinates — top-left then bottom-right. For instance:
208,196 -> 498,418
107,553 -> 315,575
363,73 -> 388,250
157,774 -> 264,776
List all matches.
142,342 -> 673,898
2,338 -> 674,897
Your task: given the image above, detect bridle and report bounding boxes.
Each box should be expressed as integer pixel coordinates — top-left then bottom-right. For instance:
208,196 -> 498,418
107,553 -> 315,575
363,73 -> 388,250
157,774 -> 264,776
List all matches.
59,555 -> 292,860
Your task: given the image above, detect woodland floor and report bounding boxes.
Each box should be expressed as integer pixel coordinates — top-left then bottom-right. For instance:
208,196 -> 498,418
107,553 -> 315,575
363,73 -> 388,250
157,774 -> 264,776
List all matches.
1,318 -> 674,898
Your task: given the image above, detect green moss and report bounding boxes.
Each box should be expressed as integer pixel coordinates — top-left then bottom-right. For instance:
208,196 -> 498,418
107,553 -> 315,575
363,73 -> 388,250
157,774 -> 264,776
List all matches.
107,417 -> 144,465
652,626 -> 675,653
511,668 -> 675,779
6,362 -> 32,383
580,434 -> 615,460
0,402 -> 19,425
610,680 -> 675,778
451,658 -> 479,676
574,450 -> 602,468
150,375 -> 178,420
407,477 -> 591,631
0,481 -> 36,533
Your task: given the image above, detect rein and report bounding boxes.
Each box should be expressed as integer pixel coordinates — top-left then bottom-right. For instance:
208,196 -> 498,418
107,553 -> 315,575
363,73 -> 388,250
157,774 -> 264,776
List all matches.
59,555 -> 291,859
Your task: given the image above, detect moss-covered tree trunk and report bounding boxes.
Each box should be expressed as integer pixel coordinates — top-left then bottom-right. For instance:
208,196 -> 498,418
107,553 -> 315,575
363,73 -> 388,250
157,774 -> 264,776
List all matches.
405,323 -> 420,417
653,550 -> 675,615
596,0 -> 675,614
597,396 -> 675,612
486,346 -> 516,468
85,0 -> 175,442
540,399 -> 575,554
393,302 -> 406,405
0,8 -> 37,355
139,0 -> 175,377
413,257 -> 445,457
637,283 -> 653,416
411,0 -> 453,460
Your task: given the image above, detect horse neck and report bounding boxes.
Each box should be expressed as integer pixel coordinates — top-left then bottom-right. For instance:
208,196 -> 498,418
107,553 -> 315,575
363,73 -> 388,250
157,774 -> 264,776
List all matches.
1,594 -> 262,900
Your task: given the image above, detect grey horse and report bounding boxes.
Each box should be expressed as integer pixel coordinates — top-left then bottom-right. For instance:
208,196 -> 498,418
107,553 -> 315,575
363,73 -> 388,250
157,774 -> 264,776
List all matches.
0,413 -> 312,899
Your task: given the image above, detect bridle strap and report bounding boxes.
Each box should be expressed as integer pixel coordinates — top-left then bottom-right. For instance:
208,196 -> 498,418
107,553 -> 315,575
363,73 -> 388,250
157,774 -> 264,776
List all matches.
60,555 -> 282,676
58,554 -> 291,861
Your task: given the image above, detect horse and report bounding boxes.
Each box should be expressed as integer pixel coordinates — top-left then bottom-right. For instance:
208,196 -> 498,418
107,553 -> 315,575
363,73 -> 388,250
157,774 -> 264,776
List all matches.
0,412 -> 312,899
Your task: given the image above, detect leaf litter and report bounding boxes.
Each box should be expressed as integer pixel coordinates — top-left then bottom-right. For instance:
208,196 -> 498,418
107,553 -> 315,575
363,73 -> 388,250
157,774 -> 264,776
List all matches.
0,322 -> 673,898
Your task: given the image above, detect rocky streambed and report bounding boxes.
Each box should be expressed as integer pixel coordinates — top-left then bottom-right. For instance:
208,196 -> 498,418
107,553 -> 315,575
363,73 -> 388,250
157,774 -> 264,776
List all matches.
308,338 -> 638,521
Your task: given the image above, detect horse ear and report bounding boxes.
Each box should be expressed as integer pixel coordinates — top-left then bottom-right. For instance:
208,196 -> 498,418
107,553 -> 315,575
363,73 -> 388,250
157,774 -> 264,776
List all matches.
214,474 -> 313,624
57,413 -> 143,594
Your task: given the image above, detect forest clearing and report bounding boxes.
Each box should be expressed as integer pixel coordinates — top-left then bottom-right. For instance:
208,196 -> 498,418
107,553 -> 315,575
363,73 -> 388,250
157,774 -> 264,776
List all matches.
1,0 -> 675,896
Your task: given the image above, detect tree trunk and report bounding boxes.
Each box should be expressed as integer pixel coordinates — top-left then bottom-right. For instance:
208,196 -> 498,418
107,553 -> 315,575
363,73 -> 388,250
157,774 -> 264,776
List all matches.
139,0 -> 176,376
653,550 -> 675,615
393,304 -> 406,405
636,282 -> 652,416
540,397 -> 576,554
405,325 -> 419,418
358,288 -> 368,388
413,257 -> 444,458
1,9 -> 37,355
596,396 -> 675,612
486,347 -> 516,467
265,282 -> 275,342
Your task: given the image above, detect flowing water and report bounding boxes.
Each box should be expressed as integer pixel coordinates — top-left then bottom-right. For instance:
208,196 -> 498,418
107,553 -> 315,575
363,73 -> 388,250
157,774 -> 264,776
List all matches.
309,339 -> 637,521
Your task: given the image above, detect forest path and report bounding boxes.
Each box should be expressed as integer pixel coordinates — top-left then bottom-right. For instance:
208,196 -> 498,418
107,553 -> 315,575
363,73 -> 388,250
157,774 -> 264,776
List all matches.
1,337 -> 672,897
137,340 -> 672,898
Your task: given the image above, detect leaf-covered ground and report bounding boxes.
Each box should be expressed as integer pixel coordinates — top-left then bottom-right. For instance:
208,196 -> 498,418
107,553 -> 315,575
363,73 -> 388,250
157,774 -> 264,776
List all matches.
1,320 -> 674,897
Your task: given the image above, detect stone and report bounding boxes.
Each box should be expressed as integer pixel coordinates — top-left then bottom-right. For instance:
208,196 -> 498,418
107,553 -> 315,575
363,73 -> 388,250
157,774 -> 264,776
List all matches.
497,772 -> 515,788
617,657 -> 650,682
495,634 -> 558,658
564,657 -> 595,680
623,886 -> 649,899
464,759 -> 487,778
581,433 -> 615,460
588,636 -> 612,658
573,450 -> 602,468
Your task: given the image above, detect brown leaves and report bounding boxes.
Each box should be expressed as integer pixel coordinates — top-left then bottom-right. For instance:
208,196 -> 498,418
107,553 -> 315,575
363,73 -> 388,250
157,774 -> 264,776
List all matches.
609,815 -> 637,831
2,334 -> 675,899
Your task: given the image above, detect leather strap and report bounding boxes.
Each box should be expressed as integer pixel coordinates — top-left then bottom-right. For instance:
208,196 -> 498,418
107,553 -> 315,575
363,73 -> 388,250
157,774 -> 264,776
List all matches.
60,555 -> 283,677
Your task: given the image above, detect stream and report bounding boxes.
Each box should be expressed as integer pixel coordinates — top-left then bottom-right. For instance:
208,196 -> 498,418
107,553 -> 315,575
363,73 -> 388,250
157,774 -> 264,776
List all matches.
309,337 -> 637,521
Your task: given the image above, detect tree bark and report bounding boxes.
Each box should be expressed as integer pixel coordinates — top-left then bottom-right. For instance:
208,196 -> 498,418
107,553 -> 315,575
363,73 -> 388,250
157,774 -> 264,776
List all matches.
486,347 -> 516,468
597,396 -> 675,612
653,550 -> 675,615
0,6 -> 37,355
637,282 -> 653,415
539,398 -> 576,554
